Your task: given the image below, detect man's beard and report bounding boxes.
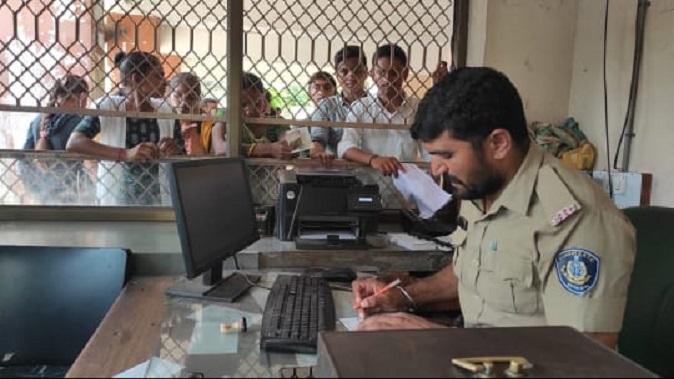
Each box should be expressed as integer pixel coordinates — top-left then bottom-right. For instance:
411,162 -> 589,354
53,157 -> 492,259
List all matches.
443,162 -> 505,201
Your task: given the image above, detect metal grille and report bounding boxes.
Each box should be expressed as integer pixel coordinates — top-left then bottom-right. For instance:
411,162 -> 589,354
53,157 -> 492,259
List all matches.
0,150 -> 418,207
0,0 -> 228,116
0,150 -> 172,206
243,0 -> 454,127
0,0 -> 453,208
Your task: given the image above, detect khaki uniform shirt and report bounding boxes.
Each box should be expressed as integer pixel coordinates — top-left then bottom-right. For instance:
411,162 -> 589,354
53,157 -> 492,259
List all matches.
452,145 -> 635,333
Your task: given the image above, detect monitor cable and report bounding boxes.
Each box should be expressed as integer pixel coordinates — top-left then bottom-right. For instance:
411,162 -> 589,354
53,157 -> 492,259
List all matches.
233,254 -> 272,291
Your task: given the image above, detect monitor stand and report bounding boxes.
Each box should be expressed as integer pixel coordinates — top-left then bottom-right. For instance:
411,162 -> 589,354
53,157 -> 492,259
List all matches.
166,261 -> 260,303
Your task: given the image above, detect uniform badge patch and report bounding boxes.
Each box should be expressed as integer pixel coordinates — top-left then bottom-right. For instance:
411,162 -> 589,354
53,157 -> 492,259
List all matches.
554,248 -> 600,296
550,203 -> 580,226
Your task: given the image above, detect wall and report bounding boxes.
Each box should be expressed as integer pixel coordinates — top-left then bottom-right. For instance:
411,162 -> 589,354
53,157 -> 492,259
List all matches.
568,0 -> 674,207
467,0 -> 579,124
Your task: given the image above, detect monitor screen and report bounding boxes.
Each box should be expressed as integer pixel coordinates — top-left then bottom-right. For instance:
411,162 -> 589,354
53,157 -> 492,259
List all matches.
168,158 -> 259,279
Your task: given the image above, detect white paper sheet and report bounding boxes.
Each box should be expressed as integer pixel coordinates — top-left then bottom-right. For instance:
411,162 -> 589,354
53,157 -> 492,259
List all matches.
392,164 -> 452,219
339,317 -> 361,331
114,358 -> 183,378
145,357 -> 184,378
114,361 -> 149,378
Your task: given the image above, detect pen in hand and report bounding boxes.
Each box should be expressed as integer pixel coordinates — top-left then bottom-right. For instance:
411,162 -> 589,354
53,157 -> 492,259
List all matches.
356,278 -> 402,313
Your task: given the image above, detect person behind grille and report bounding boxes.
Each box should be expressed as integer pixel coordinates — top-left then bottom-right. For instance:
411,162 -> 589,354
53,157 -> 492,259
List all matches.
338,43 -> 429,177
21,74 -> 91,204
66,51 -> 182,205
212,72 -> 291,159
307,71 -> 337,106
200,97 -> 219,116
24,74 -> 89,151
310,46 -> 370,165
167,72 -> 213,156
264,90 -> 282,118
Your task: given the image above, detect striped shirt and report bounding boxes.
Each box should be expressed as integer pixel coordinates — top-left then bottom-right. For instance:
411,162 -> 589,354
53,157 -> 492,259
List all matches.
310,93 -> 371,155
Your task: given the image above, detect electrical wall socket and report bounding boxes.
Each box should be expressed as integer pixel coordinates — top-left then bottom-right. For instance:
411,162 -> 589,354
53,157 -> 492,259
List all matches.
591,171 -> 650,209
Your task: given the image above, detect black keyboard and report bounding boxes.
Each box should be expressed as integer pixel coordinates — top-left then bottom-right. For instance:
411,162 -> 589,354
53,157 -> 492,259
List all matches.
260,275 -> 336,354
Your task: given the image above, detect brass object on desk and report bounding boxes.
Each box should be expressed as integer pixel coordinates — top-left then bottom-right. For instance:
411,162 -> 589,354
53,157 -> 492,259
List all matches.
452,356 -> 533,378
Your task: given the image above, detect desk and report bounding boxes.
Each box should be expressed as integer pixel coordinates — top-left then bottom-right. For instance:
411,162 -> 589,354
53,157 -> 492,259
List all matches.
0,221 -> 452,275
66,277 -> 174,378
66,274 -> 356,378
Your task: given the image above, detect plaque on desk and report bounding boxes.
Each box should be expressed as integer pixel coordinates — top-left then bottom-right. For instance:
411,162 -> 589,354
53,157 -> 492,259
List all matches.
315,327 -> 656,378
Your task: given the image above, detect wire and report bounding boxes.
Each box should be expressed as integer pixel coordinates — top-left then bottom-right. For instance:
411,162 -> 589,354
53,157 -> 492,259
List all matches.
602,0 -> 614,199
613,0 -> 648,171
232,254 -> 272,291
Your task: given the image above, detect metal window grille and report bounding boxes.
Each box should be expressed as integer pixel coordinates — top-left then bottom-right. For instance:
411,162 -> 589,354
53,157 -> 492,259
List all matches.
0,0 -> 454,208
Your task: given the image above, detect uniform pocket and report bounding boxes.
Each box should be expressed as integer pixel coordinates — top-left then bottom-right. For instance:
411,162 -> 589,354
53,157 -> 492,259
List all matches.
483,255 -> 539,314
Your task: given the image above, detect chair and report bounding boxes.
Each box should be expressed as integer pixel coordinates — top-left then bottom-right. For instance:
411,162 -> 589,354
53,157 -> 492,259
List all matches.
0,246 -> 129,371
620,207 -> 674,377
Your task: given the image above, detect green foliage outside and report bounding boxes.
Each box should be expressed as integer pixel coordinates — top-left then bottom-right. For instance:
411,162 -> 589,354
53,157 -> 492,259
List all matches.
267,83 -> 310,110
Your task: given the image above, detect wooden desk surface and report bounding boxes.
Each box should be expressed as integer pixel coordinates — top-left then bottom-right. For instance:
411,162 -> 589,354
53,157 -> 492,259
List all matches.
66,276 -> 174,378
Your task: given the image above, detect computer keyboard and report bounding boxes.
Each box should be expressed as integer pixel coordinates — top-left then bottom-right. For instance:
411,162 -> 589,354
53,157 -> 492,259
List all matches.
260,275 -> 336,354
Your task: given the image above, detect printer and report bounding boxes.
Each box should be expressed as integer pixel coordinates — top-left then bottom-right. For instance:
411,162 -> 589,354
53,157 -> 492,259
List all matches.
275,169 -> 382,249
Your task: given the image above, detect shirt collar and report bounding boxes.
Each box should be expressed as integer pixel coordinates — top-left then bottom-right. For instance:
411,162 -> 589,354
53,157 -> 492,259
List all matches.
339,92 -> 368,106
486,143 -> 545,217
375,93 -> 413,115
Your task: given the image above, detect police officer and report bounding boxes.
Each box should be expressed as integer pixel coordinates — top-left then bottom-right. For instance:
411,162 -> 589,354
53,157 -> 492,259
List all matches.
352,67 -> 636,349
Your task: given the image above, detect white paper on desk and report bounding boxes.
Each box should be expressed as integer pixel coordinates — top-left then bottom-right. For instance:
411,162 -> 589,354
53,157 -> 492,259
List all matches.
339,317 -> 361,331
393,164 -> 452,219
114,358 -> 183,378
187,305 -> 262,355
114,360 -> 149,378
145,357 -> 184,378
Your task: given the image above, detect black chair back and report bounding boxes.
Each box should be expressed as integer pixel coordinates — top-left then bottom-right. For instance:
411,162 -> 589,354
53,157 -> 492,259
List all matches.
0,246 -> 129,366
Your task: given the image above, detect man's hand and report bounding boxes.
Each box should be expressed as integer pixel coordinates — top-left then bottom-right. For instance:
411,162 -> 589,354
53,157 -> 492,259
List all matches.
432,61 -> 449,84
158,137 -> 183,157
268,141 -> 293,160
370,156 -> 405,177
126,142 -> 159,162
352,277 -> 407,319
310,143 -> 335,166
357,312 -> 445,331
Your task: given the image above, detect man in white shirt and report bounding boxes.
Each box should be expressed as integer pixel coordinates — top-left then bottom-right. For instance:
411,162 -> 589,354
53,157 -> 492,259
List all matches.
338,44 -> 427,176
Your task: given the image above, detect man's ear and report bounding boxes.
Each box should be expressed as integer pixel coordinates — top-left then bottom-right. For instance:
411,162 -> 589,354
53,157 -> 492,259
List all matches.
402,67 -> 409,80
486,129 -> 513,160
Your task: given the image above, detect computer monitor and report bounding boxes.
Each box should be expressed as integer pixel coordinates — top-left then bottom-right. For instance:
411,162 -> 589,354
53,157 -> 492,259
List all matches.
167,157 -> 260,300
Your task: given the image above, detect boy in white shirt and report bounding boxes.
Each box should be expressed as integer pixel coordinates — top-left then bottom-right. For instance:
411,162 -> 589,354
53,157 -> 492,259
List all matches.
338,44 -> 427,177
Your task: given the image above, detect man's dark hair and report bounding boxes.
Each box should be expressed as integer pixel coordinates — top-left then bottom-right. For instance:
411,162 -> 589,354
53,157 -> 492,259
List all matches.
372,43 -> 407,67
411,67 -> 530,151
334,45 -> 367,68
243,72 -> 265,93
308,71 -> 337,89
114,51 -> 162,85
